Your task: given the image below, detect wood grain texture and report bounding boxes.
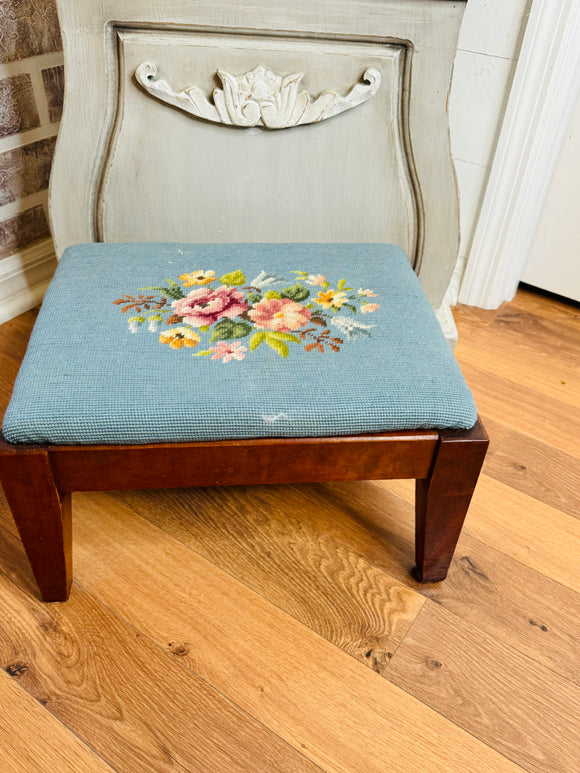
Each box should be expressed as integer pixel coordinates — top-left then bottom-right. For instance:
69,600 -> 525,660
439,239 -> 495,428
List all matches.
69,491 -> 519,773
379,474 -> 580,593
460,361 -> 580,456
0,671 -> 114,773
484,429 -> 580,518
492,306 -> 580,360
387,602 -> 580,772
297,479 -> 580,683
110,485 -> 425,675
0,445 -> 71,600
509,286 -> 580,325
0,528 -> 321,773
415,420 -> 488,581
48,432 -> 438,492
455,320 -> 580,407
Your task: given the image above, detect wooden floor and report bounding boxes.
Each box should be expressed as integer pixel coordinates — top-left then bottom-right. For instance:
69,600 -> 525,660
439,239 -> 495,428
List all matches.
0,287 -> 578,772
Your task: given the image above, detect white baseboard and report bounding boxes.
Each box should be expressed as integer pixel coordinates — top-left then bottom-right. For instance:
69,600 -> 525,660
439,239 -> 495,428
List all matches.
0,239 -> 57,324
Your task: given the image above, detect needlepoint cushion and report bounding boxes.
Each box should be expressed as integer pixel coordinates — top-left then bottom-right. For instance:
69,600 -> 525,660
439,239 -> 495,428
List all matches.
2,243 -> 477,444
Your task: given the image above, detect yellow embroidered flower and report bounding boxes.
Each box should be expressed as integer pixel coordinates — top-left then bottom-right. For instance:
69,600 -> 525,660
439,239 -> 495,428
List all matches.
361,303 -> 380,314
179,270 -> 216,287
159,327 -> 201,349
316,289 -> 349,309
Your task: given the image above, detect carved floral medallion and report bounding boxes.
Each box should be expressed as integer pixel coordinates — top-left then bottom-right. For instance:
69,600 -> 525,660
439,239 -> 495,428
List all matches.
135,62 -> 381,129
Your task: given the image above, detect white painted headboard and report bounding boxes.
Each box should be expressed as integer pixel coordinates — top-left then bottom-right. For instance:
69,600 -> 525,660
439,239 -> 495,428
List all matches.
50,0 -> 466,308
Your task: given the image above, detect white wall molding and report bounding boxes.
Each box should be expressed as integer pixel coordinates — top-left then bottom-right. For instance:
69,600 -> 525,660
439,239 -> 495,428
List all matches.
459,0 -> 580,309
0,239 -> 57,324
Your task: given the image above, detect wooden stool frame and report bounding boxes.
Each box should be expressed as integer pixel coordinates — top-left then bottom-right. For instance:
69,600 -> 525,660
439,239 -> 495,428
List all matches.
0,422 -> 488,601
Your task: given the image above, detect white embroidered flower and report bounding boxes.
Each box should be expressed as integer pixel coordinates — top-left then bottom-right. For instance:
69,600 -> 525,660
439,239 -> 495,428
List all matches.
127,316 -> 144,334
331,316 -> 374,339
358,288 -> 378,297
250,270 -> 286,290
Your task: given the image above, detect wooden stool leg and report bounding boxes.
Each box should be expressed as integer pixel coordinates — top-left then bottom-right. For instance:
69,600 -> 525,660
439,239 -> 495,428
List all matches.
414,420 -> 488,583
0,446 -> 71,601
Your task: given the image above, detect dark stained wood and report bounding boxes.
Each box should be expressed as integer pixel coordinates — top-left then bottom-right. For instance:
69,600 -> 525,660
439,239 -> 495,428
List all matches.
0,420 -> 487,598
415,419 -> 489,582
47,431 -> 439,491
0,442 -> 71,601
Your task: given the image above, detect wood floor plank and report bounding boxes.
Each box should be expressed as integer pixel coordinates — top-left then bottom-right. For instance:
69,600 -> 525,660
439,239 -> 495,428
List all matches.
454,324 -> 580,408
302,479 -> 580,683
69,491 -> 520,773
460,361 -> 580,456
0,309 -> 37,362
0,670 -> 114,773
506,287 -> 580,326
491,306 -> 580,361
0,526 -> 322,773
387,602 -> 580,773
484,429 -> 580,518
379,475 -> 580,593
110,484 -> 425,676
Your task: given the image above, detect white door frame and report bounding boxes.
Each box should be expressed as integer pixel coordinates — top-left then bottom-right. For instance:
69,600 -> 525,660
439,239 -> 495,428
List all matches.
459,0 -> 580,309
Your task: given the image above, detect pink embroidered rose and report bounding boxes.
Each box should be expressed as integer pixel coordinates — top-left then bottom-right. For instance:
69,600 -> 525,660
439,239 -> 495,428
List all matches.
172,286 -> 248,327
249,297 -> 311,332
209,341 -> 248,363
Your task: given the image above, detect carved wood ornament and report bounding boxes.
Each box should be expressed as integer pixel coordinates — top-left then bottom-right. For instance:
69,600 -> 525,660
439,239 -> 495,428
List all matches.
135,62 -> 382,129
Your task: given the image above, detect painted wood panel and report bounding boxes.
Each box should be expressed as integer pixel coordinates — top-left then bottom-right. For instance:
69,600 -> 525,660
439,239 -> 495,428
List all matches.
50,0 -> 466,308
101,32 -> 415,253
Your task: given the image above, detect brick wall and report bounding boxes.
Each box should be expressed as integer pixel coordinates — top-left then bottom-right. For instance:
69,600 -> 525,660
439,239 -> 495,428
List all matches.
0,0 -> 63,321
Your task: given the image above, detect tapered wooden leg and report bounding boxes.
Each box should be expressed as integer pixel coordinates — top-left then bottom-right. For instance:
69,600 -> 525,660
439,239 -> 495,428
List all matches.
414,419 -> 488,583
0,443 -> 71,601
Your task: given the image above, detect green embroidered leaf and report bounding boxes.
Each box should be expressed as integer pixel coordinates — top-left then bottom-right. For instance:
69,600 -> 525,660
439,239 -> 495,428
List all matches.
247,292 -> 262,304
209,319 -> 253,343
219,269 -> 246,286
127,315 -> 145,324
344,286 -> 354,291
337,278 -> 346,291
305,303 -> 315,309
291,270 -> 308,276
343,303 -> 357,314
280,283 -> 310,302
138,280 -> 185,301
249,331 -> 266,351
264,290 -> 281,300
198,324 -> 210,332
265,333 -> 289,358
192,350 -> 213,357
267,331 -> 301,344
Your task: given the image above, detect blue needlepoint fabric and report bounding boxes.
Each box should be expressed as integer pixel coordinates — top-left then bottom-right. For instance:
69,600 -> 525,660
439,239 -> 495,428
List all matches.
2,243 -> 478,444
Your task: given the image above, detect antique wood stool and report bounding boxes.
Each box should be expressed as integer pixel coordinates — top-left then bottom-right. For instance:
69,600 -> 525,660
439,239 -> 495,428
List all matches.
0,0 -> 488,601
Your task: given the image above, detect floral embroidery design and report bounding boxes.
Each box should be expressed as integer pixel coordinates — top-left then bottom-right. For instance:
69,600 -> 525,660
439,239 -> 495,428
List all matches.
113,268 -> 379,361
